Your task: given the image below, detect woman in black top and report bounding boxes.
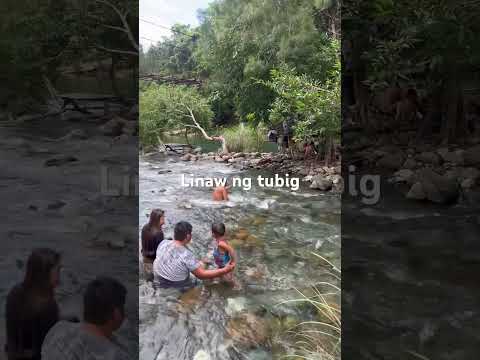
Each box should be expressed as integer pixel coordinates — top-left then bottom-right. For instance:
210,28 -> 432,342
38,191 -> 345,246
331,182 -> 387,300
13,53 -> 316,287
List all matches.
141,209 -> 165,280
5,248 -> 61,360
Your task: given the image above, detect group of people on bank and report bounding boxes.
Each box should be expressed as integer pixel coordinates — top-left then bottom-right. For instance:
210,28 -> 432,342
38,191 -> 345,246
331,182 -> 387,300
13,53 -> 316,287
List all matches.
5,249 -> 130,360
141,185 -> 237,288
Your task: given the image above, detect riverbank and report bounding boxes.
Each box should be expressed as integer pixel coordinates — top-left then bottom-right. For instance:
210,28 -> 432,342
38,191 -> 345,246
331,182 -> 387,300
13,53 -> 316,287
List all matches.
344,127 -> 480,205
174,150 -> 343,193
0,114 -> 139,356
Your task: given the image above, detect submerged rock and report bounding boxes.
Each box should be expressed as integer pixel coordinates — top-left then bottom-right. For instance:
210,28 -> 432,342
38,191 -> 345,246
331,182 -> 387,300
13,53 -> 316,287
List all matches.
44,156 -> 78,167
226,313 -> 269,348
193,350 -> 210,360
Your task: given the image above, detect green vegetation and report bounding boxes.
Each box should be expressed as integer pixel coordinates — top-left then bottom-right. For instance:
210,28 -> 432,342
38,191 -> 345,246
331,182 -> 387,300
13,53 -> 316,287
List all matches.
343,0 -> 480,143
222,123 -> 267,153
139,0 -> 340,154
140,83 -> 213,148
278,253 -> 341,359
1,0 -> 139,111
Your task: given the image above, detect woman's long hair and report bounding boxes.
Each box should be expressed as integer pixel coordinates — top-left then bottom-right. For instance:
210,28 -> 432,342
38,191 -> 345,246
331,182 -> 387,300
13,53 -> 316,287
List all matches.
23,248 -> 61,298
145,209 -> 164,233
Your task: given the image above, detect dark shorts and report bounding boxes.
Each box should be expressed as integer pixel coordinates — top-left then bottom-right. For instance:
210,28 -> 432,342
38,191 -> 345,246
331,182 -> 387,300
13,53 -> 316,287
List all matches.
283,135 -> 289,148
153,275 -> 199,290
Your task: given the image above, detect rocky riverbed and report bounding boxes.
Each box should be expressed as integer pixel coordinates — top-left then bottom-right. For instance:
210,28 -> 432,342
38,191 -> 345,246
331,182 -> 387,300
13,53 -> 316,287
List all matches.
0,111 -> 139,357
174,149 -> 343,193
344,128 -> 480,205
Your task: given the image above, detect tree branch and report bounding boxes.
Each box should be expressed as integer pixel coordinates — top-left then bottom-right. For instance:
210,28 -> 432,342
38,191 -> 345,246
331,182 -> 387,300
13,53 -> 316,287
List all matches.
94,0 -> 139,51
95,44 -> 138,56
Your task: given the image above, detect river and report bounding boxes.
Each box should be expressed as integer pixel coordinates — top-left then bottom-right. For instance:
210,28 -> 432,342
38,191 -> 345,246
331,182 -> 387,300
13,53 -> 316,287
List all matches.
139,154 -> 341,360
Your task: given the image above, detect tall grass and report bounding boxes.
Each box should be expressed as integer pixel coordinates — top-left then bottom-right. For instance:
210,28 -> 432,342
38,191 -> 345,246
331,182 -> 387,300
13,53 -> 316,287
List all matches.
278,253 -> 341,360
222,122 -> 267,153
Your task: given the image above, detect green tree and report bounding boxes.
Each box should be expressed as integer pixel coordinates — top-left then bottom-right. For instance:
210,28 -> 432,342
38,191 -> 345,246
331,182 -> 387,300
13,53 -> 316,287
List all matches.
139,83 -> 213,148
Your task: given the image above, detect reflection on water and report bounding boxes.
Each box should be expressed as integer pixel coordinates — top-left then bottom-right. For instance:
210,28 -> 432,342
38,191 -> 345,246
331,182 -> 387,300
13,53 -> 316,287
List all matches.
139,155 -> 341,359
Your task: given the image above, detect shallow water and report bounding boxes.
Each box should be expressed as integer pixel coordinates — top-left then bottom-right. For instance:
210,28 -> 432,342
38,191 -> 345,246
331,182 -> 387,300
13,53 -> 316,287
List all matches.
139,155 -> 341,359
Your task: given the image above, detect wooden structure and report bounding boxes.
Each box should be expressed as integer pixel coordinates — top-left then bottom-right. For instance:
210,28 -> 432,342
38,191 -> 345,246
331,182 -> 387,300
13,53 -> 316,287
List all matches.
58,93 -> 126,115
163,143 -> 193,154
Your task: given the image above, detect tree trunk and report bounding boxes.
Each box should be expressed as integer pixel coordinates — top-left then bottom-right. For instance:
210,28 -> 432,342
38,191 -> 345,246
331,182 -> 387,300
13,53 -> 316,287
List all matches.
442,68 -> 465,144
184,105 -> 228,153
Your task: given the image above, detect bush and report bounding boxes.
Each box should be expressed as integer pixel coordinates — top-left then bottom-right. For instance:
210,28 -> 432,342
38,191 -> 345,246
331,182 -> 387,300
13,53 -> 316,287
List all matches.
139,83 -> 213,148
222,123 -> 267,153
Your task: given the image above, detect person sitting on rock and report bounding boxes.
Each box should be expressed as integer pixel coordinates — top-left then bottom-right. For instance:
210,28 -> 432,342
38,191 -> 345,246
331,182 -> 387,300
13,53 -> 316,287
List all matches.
153,221 -> 235,289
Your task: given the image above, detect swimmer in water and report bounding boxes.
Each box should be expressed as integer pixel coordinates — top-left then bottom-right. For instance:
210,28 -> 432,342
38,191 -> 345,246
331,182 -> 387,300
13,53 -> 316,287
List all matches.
211,222 -> 240,288
212,179 -> 231,201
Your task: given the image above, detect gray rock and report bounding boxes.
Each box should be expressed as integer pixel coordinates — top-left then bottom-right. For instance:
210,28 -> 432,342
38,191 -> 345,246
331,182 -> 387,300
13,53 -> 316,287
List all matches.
416,151 -> 441,166
439,149 -> 464,164
310,176 -> 333,191
464,145 -> 480,165
393,169 -> 415,184
461,167 -> 480,182
461,178 -> 475,189
180,154 -> 192,161
407,182 -> 426,200
44,156 -> 78,167
193,147 -> 202,154
377,152 -> 405,170
403,158 -> 417,169
66,129 -> 88,140
415,168 -> 459,204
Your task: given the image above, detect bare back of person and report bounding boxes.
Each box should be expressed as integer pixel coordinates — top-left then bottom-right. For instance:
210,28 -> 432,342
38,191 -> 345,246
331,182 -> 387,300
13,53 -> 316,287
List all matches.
212,186 -> 228,201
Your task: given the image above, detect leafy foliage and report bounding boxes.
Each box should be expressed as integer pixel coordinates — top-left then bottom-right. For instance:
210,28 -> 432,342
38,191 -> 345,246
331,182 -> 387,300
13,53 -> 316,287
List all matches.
222,123 -> 267,152
262,63 -> 340,143
139,83 -> 213,148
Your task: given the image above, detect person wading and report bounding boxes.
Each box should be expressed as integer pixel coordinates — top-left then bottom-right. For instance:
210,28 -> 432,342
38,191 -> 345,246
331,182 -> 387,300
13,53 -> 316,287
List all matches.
5,248 -> 62,360
141,209 -> 165,280
153,221 -> 235,289
41,277 -> 130,360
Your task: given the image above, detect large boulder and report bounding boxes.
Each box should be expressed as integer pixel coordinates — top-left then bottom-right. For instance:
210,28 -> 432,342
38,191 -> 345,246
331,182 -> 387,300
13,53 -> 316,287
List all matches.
393,169 -> 415,184
226,313 -> 269,348
413,168 -> 459,204
310,176 -> 333,191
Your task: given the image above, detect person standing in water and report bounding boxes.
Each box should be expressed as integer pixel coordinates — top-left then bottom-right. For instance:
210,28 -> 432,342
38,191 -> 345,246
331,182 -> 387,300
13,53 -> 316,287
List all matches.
141,209 -> 165,280
41,277 -> 130,360
211,223 -> 239,288
212,179 -> 231,201
153,221 -> 235,289
5,248 -> 62,360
